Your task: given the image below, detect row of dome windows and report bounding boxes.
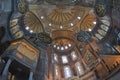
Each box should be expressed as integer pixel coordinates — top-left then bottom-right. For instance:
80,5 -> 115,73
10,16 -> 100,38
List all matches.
53,43 -> 72,51
54,51 -> 78,64
94,16 -> 110,40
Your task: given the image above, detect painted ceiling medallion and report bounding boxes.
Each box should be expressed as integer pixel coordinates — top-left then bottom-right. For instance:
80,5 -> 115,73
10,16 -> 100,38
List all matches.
38,32 -> 52,44
95,4 -> 106,17
18,0 -> 28,14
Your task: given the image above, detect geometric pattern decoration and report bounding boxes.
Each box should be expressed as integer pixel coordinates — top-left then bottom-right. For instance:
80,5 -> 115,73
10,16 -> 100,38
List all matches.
77,31 -> 92,42
84,50 -> 96,65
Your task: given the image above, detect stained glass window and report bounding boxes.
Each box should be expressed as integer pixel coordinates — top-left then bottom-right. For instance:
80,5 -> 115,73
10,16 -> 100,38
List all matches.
98,29 -> 106,36
64,66 -> 72,78
55,66 -> 59,76
62,56 -> 68,64
101,20 -> 110,26
75,62 -> 84,76
100,25 -> 109,31
95,33 -> 103,40
71,51 -> 77,60
54,54 -> 58,62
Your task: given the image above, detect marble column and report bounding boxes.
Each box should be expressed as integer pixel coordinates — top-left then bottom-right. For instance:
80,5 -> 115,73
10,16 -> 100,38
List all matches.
29,71 -> 33,80
34,50 -> 47,80
1,58 -> 13,80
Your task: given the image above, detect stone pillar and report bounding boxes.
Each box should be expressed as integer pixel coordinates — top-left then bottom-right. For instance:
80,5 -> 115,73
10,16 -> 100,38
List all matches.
1,58 -> 13,80
47,48 -> 53,80
34,50 -> 48,80
29,71 -> 33,80
51,53 -> 55,80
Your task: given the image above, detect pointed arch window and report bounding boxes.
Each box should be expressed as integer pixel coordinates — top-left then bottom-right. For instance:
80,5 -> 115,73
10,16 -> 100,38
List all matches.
64,66 -> 72,78
95,33 -> 103,40
75,62 -> 84,76
100,25 -> 109,31
97,29 -> 106,36
55,65 -> 59,76
62,56 -> 68,64
71,51 -> 77,60
54,54 -> 58,62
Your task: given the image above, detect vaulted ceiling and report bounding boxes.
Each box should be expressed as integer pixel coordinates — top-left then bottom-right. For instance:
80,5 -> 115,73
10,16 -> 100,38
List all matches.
25,5 -> 96,34
20,4 -> 96,52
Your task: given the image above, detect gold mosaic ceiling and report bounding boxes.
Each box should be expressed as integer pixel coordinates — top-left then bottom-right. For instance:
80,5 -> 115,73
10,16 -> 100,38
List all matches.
24,11 -> 44,33
46,6 -> 79,25
80,13 -> 96,31
23,5 -> 96,49
26,5 -> 96,32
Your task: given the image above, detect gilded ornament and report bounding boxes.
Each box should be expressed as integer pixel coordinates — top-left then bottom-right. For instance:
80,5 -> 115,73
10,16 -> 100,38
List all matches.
95,4 -> 106,17
18,0 -> 28,13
